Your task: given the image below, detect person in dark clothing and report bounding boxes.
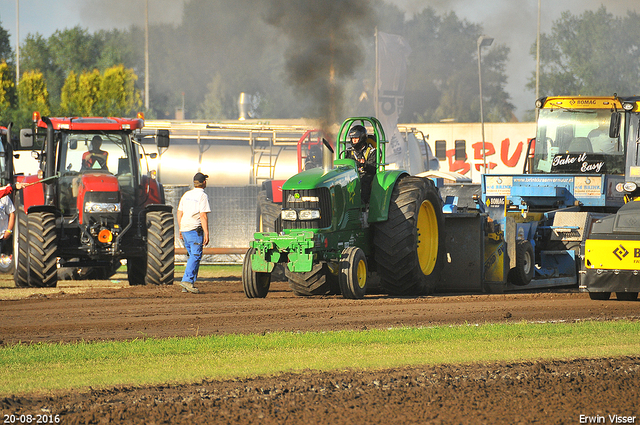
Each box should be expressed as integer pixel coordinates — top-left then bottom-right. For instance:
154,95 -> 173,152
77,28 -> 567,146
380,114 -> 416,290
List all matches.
345,125 -> 376,204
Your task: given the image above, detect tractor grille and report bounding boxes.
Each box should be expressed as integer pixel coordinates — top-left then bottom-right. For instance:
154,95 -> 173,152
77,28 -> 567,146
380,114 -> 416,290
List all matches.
281,188 -> 331,230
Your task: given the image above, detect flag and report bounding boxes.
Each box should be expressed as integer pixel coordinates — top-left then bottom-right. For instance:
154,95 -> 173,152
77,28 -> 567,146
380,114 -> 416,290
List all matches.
375,31 -> 412,166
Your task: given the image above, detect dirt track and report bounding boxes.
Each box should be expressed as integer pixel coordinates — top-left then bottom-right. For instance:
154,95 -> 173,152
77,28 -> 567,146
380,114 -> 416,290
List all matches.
1,271 -> 639,424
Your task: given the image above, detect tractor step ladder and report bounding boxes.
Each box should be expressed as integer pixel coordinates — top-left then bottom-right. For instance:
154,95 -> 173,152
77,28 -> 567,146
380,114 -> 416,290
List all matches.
252,129 -> 281,185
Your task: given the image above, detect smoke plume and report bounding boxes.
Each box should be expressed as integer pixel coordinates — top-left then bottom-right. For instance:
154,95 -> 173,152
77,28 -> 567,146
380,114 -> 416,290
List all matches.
263,0 -> 376,136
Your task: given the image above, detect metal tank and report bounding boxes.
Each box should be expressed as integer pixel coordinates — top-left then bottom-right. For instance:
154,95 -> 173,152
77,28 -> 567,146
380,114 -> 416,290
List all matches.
143,121 -> 308,186
142,120 -> 315,263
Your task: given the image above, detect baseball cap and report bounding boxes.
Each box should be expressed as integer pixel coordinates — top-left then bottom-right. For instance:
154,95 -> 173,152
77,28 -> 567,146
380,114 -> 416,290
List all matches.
193,172 -> 209,183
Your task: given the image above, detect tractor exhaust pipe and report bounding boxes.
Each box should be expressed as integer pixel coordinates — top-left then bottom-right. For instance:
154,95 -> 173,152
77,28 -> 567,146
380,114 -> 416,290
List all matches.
322,137 -> 334,172
41,117 -> 56,206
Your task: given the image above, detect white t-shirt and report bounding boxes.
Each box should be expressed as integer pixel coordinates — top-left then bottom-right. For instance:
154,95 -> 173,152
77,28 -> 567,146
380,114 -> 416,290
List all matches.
0,196 -> 16,233
178,188 -> 211,232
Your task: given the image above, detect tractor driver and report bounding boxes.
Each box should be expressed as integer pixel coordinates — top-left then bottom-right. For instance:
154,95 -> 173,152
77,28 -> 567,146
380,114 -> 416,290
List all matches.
346,124 -> 376,204
82,136 -> 109,170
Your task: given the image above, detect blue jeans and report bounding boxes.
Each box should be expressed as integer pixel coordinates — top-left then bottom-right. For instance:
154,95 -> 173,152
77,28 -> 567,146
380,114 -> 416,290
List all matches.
181,229 -> 203,284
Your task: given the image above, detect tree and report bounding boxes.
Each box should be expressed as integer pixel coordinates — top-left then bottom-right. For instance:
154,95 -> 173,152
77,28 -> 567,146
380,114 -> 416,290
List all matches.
0,62 -> 15,122
399,8 -> 514,123
76,69 -> 100,116
97,65 -> 141,116
527,7 -> 640,97
0,20 -> 13,65
18,70 -> 50,116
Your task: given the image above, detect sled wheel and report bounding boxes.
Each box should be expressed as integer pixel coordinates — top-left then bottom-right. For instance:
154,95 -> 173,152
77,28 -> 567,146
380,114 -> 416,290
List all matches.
508,240 -> 534,286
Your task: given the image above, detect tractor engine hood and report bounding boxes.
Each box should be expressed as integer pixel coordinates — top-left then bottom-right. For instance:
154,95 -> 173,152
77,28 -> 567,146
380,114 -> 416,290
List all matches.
282,161 -> 359,192
76,173 -> 122,224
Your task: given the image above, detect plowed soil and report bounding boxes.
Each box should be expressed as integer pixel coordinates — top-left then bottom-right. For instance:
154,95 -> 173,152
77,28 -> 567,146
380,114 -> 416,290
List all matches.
1,270 -> 639,424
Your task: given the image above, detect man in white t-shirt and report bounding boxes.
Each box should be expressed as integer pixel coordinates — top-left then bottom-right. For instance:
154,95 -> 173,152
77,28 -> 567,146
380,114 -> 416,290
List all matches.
177,172 -> 211,294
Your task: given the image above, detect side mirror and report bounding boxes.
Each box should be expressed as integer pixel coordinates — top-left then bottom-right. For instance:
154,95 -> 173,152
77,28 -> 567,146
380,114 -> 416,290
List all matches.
156,129 -> 170,148
610,112 -> 621,138
20,128 -> 33,148
69,139 -> 77,150
148,153 -> 157,159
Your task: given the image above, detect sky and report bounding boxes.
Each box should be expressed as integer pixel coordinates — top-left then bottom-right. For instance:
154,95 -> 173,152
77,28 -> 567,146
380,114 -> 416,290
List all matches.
0,0 -> 638,121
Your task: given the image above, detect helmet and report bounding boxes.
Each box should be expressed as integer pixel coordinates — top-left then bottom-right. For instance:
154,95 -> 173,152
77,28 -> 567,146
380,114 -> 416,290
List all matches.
348,125 -> 367,150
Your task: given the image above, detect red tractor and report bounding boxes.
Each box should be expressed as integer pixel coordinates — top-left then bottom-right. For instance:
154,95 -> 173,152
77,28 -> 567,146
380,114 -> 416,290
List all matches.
14,113 -> 174,287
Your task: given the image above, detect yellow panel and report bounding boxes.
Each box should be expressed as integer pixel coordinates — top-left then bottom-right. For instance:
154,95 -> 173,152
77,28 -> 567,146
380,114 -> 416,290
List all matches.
484,239 -> 506,283
585,239 -> 640,270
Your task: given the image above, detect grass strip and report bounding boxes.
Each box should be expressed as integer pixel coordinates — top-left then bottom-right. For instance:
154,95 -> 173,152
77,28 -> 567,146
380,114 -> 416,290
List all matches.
1,320 -> 638,395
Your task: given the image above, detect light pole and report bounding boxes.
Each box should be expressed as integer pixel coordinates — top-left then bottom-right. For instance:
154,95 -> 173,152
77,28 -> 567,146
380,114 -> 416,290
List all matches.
477,35 -> 493,174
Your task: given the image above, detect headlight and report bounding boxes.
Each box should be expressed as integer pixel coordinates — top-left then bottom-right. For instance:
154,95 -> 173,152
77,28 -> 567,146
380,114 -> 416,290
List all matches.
299,209 -> 321,220
623,182 -> 638,192
84,202 -> 121,213
623,102 -> 634,111
281,209 -> 297,221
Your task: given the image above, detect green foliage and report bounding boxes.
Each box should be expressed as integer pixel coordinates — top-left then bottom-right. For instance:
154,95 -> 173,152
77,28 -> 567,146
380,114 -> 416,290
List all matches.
528,7 -> 640,97
0,62 -> 15,119
1,320 -> 638,395
97,65 -> 141,116
0,20 -> 13,65
400,9 -> 514,123
59,66 -> 141,117
18,70 -> 50,117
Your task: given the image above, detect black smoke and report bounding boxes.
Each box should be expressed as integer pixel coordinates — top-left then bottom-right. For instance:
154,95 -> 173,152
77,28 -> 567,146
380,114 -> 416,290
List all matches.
263,0 -> 376,134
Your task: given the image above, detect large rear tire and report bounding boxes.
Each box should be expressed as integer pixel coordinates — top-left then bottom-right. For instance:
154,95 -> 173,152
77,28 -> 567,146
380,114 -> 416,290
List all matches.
373,176 -> 445,295
26,212 -> 58,288
339,246 -> 368,299
286,262 -> 339,296
14,205 -> 29,287
242,247 -> 271,298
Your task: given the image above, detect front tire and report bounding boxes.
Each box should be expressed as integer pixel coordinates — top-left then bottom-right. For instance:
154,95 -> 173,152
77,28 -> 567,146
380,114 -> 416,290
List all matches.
128,211 -> 175,286
242,247 -> 270,298
14,205 -> 29,287
373,176 -> 445,295
27,212 -> 58,288
339,246 -> 368,299
146,211 -> 175,285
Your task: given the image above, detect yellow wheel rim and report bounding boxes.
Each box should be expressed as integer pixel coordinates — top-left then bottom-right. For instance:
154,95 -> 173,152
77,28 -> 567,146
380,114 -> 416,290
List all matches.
357,258 -> 367,289
416,200 -> 438,275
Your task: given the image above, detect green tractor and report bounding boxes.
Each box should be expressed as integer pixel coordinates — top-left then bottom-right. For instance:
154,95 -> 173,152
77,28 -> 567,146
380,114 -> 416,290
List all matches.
243,117 -> 445,299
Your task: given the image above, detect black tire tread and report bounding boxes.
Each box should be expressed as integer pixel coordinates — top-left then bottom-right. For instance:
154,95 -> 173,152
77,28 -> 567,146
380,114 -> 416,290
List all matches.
373,176 -> 445,295
146,211 -> 175,285
286,262 -> 338,296
27,212 -> 58,288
